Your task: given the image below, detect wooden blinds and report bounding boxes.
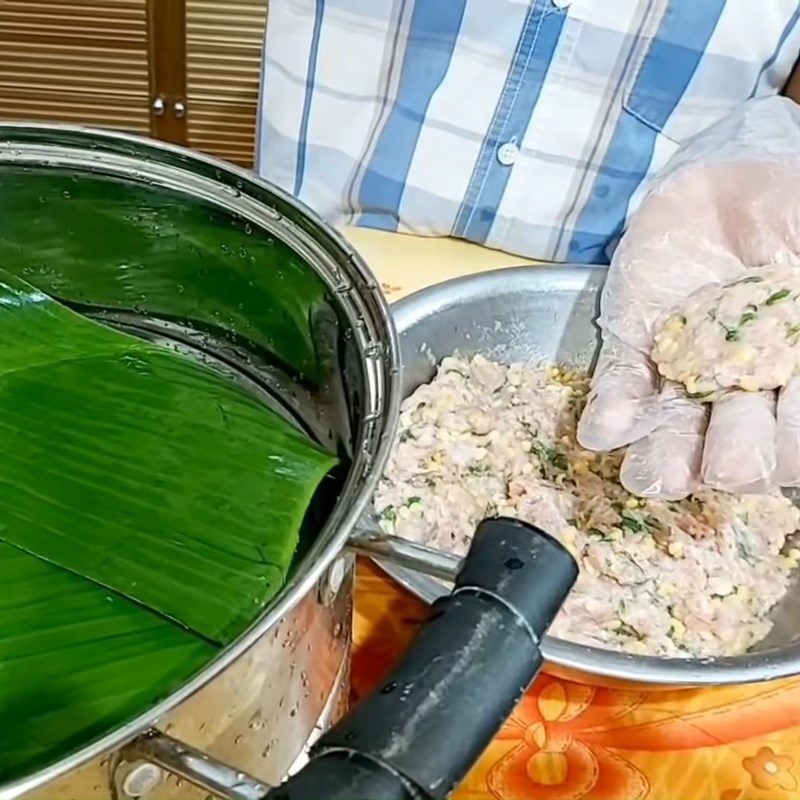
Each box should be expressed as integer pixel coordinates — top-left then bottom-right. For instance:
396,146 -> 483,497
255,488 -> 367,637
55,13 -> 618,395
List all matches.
185,0 -> 267,167
0,0 -> 150,133
0,0 -> 268,167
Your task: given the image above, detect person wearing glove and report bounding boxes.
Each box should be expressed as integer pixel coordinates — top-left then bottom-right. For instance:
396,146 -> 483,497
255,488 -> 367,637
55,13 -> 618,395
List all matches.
577,98 -> 800,498
256,1 -> 800,496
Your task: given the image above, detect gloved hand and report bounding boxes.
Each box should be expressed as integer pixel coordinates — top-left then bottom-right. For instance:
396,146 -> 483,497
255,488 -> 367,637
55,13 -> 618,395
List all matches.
577,96 -> 800,499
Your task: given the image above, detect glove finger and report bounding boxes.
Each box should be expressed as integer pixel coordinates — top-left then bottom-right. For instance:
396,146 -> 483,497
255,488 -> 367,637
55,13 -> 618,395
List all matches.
619,387 -> 707,500
577,334 -> 662,452
776,377 -> 800,486
702,390 -> 777,493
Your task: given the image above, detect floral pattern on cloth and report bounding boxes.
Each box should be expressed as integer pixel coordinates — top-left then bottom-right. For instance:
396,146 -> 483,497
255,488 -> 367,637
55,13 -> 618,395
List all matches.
352,560 -> 800,800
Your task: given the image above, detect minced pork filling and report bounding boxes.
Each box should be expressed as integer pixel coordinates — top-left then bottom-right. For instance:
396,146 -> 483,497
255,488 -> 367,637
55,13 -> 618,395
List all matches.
652,265 -> 800,399
375,355 -> 800,657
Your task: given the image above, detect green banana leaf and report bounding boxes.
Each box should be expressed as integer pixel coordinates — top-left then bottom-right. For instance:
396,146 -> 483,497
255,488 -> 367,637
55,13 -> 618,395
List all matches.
0,270 -> 337,643
0,544 -> 216,783
0,165 -> 331,382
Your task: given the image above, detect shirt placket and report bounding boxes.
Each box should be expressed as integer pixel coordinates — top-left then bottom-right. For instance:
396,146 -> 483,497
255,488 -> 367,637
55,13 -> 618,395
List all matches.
453,0 -> 571,243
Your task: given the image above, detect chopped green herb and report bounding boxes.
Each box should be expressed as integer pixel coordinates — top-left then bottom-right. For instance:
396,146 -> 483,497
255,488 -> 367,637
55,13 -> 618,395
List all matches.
724,327 -> 741,342
733,525 -> 755,565
787,323 -> 800,340
678,315 -> 687,325
405,496 -> 422,507
531,440 -> 568,474
644,514 -> 661,531
379,506 -> 397,523
739,311 -> 757,327
620,511 -> 646,533
615,622 -> 645,640
734,275 -> 765,285
718,319 -> 741,341
566,518 -> 577,527
399,429 -> 417,443
767,288 -> 791,305
467,463 -> 490,475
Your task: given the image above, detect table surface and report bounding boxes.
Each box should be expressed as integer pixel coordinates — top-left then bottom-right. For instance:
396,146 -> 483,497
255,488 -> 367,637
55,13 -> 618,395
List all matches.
340,225 -> 800,800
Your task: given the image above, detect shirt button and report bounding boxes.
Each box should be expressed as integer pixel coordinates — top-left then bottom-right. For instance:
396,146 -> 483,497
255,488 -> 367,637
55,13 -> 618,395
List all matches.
497,141 -> 519,166
552,0 -> 571,8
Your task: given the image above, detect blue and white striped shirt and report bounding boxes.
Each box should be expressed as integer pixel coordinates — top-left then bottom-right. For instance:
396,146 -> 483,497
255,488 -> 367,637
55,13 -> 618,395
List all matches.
256,1 -> 800,264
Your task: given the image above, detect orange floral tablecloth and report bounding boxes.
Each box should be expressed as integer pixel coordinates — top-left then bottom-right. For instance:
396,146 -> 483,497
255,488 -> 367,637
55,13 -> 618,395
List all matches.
351,558 -> 800,800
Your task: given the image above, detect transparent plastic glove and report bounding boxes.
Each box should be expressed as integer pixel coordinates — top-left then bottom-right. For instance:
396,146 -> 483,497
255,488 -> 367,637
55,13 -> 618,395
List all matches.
577,96 -> 800,498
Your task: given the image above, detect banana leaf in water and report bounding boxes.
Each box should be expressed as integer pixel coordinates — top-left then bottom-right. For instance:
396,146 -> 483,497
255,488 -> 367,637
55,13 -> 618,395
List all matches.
0,270 -> 337,643
0,271 -> 338,781
0,166 -> 329,381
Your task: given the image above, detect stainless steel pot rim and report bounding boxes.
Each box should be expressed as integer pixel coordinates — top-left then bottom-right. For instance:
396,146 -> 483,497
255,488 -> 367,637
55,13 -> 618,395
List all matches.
0,123 -> 402,800
379,266 -> 800,688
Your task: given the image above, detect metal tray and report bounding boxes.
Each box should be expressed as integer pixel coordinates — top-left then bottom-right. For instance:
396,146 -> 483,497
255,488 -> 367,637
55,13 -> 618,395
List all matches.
376,265 -> 800,687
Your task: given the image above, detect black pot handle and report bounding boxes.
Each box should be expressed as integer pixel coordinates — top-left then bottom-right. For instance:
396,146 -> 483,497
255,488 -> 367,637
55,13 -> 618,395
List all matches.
265,517 -> 578,800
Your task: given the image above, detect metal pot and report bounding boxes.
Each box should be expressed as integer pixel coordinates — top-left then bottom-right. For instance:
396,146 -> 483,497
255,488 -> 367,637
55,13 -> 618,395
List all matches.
0,124 -> 408,800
